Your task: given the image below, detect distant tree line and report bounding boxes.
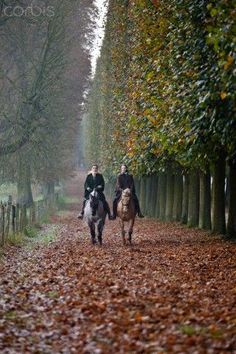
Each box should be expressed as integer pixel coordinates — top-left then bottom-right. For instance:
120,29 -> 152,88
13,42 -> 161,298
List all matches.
0,0 -> 95,204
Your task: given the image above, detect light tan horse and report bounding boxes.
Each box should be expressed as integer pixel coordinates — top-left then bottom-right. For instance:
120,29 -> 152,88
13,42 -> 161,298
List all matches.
117,188 -> 136,245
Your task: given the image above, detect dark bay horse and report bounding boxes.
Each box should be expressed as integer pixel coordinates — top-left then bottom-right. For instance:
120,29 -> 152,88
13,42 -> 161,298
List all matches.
117,188 -> 136,245
84,189 -> 106,245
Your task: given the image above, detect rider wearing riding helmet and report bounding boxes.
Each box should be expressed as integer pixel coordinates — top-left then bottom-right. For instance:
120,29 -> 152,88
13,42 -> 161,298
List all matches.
111,164 -> 144,220
78,164 -> 112,219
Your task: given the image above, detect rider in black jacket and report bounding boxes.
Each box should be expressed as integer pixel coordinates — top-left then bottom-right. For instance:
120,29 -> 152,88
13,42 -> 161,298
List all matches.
111,164 -> 144,220
78,164 -> 112,219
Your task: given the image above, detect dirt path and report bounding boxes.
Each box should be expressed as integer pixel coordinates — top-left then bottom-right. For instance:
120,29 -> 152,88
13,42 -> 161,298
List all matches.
0,172 -> 235,353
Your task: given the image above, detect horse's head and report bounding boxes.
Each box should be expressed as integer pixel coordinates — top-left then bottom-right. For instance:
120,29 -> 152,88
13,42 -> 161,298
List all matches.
121,188 -> 131,212
122,188 -> 131,197
89,189 -> 99,216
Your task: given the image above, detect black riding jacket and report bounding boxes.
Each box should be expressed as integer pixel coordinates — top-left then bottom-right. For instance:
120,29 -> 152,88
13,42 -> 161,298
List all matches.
115,173 -> 136,195
84,173 -> 105,199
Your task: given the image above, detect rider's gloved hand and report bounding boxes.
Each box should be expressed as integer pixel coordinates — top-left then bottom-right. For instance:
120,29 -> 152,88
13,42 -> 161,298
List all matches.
87,187 -> 92,191
97,185 -> 102,190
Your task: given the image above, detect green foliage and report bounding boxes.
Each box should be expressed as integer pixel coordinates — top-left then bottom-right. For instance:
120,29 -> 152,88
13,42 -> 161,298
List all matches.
5,233 -> 24,247
24,226 -> 38,238
84,0 -> 235,176
180,324 -> 198,336
56,194 -> 79,210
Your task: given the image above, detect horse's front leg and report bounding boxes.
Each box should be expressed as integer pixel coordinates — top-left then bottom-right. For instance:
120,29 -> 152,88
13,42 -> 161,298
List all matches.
120,220 -> 126,245
89,222 -> 96,244
97,220 -> 104,246
128,218 -> 135,245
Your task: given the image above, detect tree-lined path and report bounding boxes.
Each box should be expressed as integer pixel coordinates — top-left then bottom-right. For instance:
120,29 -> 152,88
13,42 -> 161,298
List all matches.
0,172 -> 235,353
0,1 -> 236,352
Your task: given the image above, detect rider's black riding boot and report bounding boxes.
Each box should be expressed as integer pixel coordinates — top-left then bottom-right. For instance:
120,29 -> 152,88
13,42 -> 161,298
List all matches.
134,197 -> 144,218
78,199 -> 86,219
111,200 -> 117,220
104,200 -> 112,220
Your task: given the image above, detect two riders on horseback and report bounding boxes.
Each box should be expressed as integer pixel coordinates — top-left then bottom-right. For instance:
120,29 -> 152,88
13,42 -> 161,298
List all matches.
78,163 -> 144,220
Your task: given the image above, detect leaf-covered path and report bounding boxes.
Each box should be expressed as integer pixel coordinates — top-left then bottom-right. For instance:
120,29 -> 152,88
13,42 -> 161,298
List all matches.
0,173 -> 235,354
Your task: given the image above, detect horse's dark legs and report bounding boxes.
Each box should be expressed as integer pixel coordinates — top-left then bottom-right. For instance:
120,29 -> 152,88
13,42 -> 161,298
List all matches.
91,230 -> 96,244
112,197 -> 119,219
128,231 -> 132,244
89,223 -> 96,244
97,220 -> 104,245
103,200 -> 112,219
120,220 -> 126,245
78,199 -> 86,218
128,219 -> 135,245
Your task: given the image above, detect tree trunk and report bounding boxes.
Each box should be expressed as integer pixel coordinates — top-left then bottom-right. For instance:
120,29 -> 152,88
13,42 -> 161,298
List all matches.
150,175 -> 158,218
187,170 -> 200,227
158,173 -> 167,221
43,181 -> 55,198
212,152 -> 226,234
165,168 -> 174,221
199,170 -> 211,230
140,177 -> 146,215
225,175 -> 229,209
17,159 -> 33,206
227,159 -> 236,238
145,176 -> 152,217
147,175 -> 152,217
134,177 -> 140,199
173,171 -> 183,221
154,174 -> 160,219
181,174 -> 189,224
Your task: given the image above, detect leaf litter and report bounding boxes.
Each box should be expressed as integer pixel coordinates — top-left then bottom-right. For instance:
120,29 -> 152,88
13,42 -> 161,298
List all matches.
0,175 -> 235,353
